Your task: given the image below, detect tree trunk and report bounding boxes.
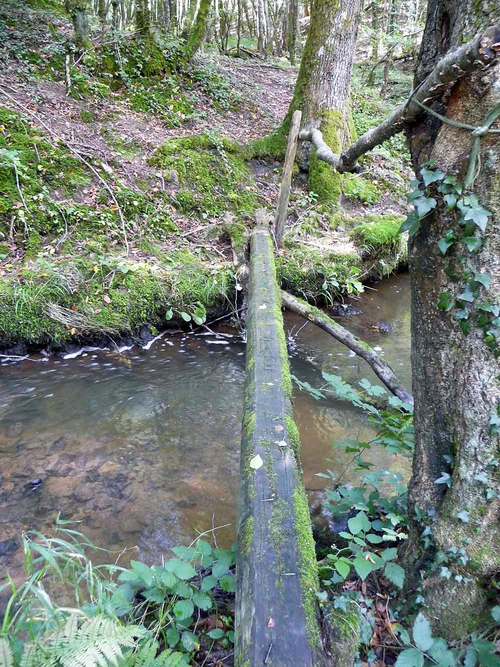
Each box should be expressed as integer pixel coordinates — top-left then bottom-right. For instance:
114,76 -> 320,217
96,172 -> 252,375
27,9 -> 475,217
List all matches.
287,0 -> 299,65
403,0 -> 500,639
65,0 -> 92,52
181,0 -> 198,39
184,0 -> 213,58
367,0 -> 380,85
283,0 -> 361,204
135,0 -> 152,35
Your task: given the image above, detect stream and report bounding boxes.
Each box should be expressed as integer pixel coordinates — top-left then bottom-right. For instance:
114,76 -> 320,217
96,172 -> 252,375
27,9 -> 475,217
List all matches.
0,273 -> 411,591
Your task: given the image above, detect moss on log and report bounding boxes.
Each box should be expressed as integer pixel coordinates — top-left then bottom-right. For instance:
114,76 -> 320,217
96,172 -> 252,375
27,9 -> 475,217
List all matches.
235,216 -> 324,666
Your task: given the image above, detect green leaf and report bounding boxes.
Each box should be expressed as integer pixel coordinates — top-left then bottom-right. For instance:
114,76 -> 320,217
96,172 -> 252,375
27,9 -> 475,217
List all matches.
219,574 -> 236,592
143,586 -> 167,603
491,606 -> 500,622
175,581 -> 193,598
196,540 -> 212,557
352,554 -> 375,581
429,638 -> 455,666
414,196 -> 437,219
475,273 -> 491,289
384,562 -> 405,589
212,552 -> 233,578
456,509 -> 470,523
366,534 -> 383,544
172,546 -> 196,560
443,193 -> 458,209
399,210 -> 421,236
395,648 -> 424,667
130,560 -> 154,587
166,627 -> 180,647
437,291 -> 454,312
381,548 -> 398,562
201,574 -> 218,591
181,631 -> 199,651
438,237 -> 454,255
334,560 -> 351,579
180,311 -> 191,322
458,288 -> 475,303
165,309 -> 173,320
208,628 -> 225,640
420,167 -> 445,186
465,647 -> 478,667
412,612 -> 433,651
172,560 -> 197,580
394,624 -> 410,645
160,571 -> 178,588
193,592 -> 212,610
174,599 -> 194,620
478,653 -> 500,667
463,202 -> 492,232
463,236 -> 482,252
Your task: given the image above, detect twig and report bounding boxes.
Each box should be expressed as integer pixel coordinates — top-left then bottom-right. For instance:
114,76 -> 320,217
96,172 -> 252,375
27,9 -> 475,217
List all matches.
195,306 -> 247,329
187,523 -> 232,549
13,165 -> 28,212
0,85 -> 130,256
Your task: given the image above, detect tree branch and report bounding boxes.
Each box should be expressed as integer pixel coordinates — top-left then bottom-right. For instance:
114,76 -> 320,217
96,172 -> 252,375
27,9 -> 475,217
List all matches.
281,290 -> 413,406
299,26 -> 500,173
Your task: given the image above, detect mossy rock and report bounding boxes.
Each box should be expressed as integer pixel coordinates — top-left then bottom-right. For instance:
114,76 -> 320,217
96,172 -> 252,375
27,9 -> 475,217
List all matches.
148,134 -> 259,218
80,110 -> 97,123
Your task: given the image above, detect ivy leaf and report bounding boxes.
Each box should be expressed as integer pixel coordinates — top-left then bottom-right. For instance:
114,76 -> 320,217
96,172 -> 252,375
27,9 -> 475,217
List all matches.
438,237 -> 454,255
492,606 -> 500,622
395,647 -> 425,667
463,236 -> 482,252
456,510 -> 470,523
414,196 -> 437,219
440,566 -> 452,579
463,201 -> 492,232
413,612 -> 434,651
460,320 -> 471,336
443,193 -> 458,209
399,210 -> 421,236
420,167 -> 445,186
474,273 -> 491,289
474,472 -> 489,484
384,562 -> 405,589
437,291 -> 454,312
457,288 -> 475,303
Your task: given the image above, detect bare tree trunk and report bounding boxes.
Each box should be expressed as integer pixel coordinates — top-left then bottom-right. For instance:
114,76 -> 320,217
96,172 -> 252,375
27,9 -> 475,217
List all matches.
287,0 -> 298,65
402,0 -> 500,639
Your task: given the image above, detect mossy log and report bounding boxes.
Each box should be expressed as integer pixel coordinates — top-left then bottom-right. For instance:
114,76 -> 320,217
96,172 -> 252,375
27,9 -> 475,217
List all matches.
281,290 -> 413,406
235,216 -> 324,666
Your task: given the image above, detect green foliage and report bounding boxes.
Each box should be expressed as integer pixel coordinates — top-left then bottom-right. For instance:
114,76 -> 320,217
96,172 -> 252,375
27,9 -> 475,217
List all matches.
276,245 -> 363,304
0,521 -> 234,667
342,173 -> 379,204
401,166 -> 499,354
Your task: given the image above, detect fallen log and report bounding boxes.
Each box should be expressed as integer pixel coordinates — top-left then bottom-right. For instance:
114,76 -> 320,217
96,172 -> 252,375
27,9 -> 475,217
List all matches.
235,218 -> 324,666
281,290 -> 413,406
299,26 -> 500,173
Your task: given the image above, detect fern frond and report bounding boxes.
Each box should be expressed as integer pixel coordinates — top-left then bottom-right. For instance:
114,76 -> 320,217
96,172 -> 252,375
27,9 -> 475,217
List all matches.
0,638 -> 13,667
153,649 -> 189,667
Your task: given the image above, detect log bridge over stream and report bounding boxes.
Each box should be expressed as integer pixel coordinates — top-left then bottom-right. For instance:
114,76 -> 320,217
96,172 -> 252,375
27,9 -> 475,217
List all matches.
234,214 -> 324,666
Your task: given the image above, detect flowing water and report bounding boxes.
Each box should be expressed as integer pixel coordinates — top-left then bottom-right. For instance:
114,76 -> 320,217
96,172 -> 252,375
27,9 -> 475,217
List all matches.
0,273 -> 411,591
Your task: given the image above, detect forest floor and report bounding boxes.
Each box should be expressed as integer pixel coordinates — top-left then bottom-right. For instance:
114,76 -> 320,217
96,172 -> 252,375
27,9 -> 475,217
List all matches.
0,0 -> 413,354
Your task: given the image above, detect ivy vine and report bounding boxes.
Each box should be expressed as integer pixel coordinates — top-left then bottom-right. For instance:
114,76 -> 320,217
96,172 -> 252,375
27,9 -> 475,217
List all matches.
399,164 -> 499,355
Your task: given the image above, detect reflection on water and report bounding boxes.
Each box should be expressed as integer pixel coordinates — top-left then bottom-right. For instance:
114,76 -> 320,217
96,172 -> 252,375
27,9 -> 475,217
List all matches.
0,273 -> 411,589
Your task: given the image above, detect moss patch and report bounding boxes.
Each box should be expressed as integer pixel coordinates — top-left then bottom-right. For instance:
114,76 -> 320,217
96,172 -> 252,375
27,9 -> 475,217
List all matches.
149,134 -> 259,218
343,173 -> 379,204
308,110 -> 344,205
350,214 -> 405,250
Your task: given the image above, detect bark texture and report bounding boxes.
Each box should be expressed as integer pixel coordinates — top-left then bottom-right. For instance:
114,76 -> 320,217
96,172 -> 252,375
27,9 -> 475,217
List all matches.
65,0 -> 92,51
235,222 -> 323,666
283,0 -> 361,203
404,1 -> 500,638
184,0 -> 213,58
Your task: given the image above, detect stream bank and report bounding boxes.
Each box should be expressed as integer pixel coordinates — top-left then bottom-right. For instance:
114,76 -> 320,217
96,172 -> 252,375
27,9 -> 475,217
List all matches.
0,272 -> 411,607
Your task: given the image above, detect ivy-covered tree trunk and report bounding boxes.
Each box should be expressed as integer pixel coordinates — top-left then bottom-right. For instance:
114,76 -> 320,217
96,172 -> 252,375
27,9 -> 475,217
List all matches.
403,0 -> 500,639
135,0 -> 152,35
282,0 -> 361,204
184,0 -> 213,59
65,0 -> 92,52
